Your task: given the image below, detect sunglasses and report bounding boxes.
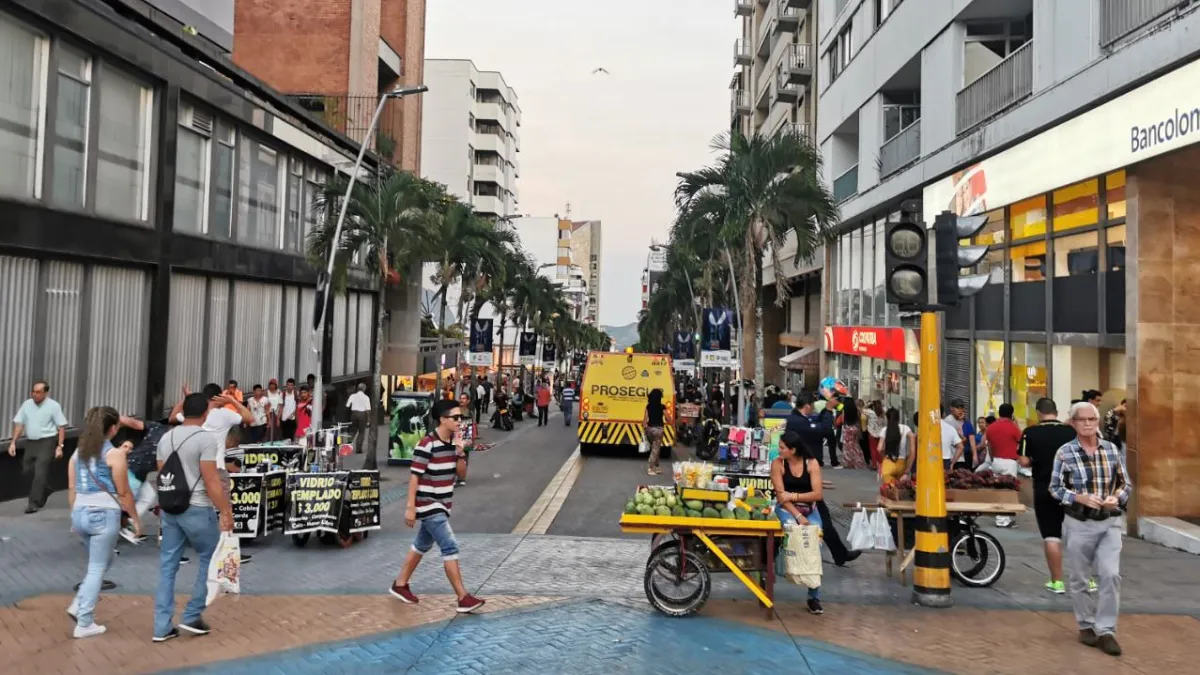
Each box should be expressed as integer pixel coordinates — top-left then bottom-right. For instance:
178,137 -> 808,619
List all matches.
443,414 -> 463,421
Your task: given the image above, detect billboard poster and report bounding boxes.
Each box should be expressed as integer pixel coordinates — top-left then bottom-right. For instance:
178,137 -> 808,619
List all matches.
519,332 -> 538,366
468,318 -> 494,366
672,330 -> 695,361
700,308 -> 734,368
542,342 -> 557,367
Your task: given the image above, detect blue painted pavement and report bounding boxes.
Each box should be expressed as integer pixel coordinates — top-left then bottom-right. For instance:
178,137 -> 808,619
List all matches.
164,600 -> 939,675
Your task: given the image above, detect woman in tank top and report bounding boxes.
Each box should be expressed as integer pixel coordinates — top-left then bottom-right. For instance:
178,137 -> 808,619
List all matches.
66,406 -> 140,639
771,430 -> 826,615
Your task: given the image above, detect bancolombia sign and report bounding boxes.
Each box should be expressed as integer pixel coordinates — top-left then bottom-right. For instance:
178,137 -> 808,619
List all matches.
922,51 -> 1200,223
823,326 -> 919,363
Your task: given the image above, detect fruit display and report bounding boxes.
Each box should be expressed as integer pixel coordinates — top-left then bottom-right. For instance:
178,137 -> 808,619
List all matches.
946,468 -> 1020,490
623,486 -> 778,521
879,475 -> 915,499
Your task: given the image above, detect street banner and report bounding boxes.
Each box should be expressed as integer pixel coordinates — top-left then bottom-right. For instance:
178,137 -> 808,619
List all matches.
283,472 -> 347,535
344,470 -> 382,533
519,332 -> 538,366
673,330 -> 695,360
700,308 -> 734,368
542,342 -> 557,367
673,359 -> 695,372
238,444 -> 302,470
468,318 -> 494,366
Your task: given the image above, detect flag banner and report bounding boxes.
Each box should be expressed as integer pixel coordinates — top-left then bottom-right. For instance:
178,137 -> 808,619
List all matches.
673,330 -> 695,360
701,308 -> 733,368
519,332 -> 538,366
468,319 -> 494,366
542,342 -> 557,366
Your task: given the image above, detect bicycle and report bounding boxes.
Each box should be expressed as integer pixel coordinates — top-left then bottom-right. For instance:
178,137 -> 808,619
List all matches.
948,513 -> 1006,587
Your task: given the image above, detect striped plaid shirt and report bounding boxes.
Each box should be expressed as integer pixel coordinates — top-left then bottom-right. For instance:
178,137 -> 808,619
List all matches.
410,433 -> 460,519
1049,437 -> 1132,507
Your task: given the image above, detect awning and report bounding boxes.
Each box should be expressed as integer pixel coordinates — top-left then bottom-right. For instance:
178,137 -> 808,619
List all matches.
779,346 -> 819,370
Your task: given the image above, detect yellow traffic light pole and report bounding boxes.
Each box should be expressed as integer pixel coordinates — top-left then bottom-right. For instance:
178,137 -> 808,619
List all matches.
912,311 -> 953,607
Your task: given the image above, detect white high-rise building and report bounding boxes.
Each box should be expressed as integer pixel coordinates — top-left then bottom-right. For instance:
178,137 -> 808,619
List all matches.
421,59 -> 520,218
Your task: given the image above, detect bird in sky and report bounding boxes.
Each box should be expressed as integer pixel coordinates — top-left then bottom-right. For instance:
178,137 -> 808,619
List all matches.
592,67 -> 610,75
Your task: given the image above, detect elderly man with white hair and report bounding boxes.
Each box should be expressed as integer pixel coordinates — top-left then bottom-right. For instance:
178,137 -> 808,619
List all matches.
1049,400 -> 1132,658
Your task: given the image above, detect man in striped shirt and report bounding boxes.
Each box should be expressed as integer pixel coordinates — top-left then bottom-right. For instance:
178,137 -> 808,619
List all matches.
1050,401 -> 1132,658
389,399 -> 485,613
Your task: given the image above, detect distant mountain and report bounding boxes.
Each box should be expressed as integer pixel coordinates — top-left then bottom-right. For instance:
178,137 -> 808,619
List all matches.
601,322 -> 639,349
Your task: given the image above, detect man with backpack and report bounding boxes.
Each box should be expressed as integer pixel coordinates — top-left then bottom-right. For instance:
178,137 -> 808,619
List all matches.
152,393 -> 233,643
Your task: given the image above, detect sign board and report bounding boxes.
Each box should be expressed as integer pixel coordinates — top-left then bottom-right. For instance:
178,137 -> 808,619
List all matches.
822,326 -> 919,364
229,471 -> 287,538
673,359 -> 695,371
469,319 -> 494,366
518,332 -> 538,366
700,308 -> 734,368
343,471 -> 382,533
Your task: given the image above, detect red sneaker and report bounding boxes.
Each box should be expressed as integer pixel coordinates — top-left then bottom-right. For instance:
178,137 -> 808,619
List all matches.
456,594 -> 485,614
389,583 -> 419,604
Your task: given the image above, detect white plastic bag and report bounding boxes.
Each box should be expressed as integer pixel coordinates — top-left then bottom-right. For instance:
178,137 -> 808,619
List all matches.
206,531 -> 241,605
638,438 -> 650,454
783,524 -> 824,588
846,505 -> 874,551
870,508 -> 896,552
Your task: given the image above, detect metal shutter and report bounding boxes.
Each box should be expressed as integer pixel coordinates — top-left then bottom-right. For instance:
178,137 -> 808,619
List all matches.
944,338 -> 972,409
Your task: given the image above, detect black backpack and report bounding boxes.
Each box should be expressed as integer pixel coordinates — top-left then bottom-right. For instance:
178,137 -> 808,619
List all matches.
156,431 -> 203,515
127,422 -> 168,481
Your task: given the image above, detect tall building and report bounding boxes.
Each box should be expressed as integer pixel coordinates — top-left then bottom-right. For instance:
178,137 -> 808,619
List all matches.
420,59 -> 521,218
569,220 -> 603,324
733,0 -> 824,388
553,220 -> 589,323
0,0 -> 385,500
815,0 -> 1200,528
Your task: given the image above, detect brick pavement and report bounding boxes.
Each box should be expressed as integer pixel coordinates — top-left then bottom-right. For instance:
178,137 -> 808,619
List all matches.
2,593 -> 560,675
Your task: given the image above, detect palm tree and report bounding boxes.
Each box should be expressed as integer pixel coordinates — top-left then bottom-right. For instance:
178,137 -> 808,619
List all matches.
674,128 -> 839,399
308,170 -> 440,470
412,200 -> 516,395
476,247 -> 531,390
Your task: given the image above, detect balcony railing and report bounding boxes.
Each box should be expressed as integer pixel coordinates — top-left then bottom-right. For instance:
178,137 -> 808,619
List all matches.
775,69 -> 799,102
1100,0 -> 1184,46
288,93 -> 402,165
735,0 -> 754,16
879,119 -> 921,178
778,122 -> 812,141
734,38 -> 752,66
777,5 -> 801,29
833,164 -> 858,203
955,40 -> 1033,135
730,89 -> 750,118
787,43 -> 813,83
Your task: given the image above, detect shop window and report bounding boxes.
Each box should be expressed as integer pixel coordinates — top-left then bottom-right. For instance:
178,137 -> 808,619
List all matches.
1105,171 -> 1126,222
236,137 -> 283,248
972,209 -> 1005,285
209,122 -> 235,240
975,340 -> 1005,419
1054,230 -> 1099,277
1010,343 -> 1047,428
1052,178 -> 1099,232
1106,225 -> 1126,272
1010,240 -> 1046,282
51,46 -> 91,209
1010,195 -> 1047,240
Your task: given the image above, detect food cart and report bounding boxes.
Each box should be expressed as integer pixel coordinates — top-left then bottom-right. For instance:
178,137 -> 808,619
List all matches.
619,477 -> 783,618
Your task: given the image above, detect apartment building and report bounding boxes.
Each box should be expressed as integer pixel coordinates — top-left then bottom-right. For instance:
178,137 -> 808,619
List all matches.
816,0 -> 1200,527
420,59 -> 521,219
0,0 -> 385,500
569,221 -> 603,325
732,0 -> 824,389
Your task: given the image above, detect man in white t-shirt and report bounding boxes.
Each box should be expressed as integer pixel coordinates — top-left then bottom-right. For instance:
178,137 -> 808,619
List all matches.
346,383 -> 372,454
940,418 -> 964,471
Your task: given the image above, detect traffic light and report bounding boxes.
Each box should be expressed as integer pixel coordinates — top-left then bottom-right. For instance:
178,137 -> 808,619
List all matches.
884,199 -> 928,308
933,211 -> 991,308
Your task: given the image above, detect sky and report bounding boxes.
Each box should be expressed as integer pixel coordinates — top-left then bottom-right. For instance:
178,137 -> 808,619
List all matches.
426,0 -> 737,327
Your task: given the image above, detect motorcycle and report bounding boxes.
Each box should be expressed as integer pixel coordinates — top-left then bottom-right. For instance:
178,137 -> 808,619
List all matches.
491,403 -> 514,431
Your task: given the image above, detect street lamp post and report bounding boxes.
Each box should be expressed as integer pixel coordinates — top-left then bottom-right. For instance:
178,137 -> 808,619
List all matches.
310,84 -> 428,438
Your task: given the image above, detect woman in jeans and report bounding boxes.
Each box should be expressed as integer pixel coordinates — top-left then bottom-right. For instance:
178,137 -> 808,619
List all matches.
643,388 -> 669,476
771,430 -> 825,615
66,406 -> 140,638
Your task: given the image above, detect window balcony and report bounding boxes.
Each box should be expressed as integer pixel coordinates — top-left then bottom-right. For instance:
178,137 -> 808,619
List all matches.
473,164 -> 506,189
777,4 -> 801,30
832,164 -> 858,203
734,38 -> 752,66
879,119 -> 920,178
472,194 -> 503,215
473,101 -> 506,128
735,0 -> 754,16
955,40 -> 1033,135
1100,0 -> 1182,46
775,69 -> 799,103
785,0 -> 812,8
785,43 -> 813,86
731,89 -> 751,119
778,122 -> 812,141
473,131 -> 506,154
288,93 -> 402,166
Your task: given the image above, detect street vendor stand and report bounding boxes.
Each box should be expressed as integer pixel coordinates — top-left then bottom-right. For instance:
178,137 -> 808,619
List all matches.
844,496 -> 1026,587
226,433 -> 382,550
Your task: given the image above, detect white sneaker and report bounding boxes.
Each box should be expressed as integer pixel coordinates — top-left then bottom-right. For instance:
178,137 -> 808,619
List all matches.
73,623 -> 107,639
119,527 -> 144,545
66,600 -> 79,620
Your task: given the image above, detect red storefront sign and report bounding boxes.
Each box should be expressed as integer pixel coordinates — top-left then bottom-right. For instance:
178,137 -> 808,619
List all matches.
822,326 -> 918,363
